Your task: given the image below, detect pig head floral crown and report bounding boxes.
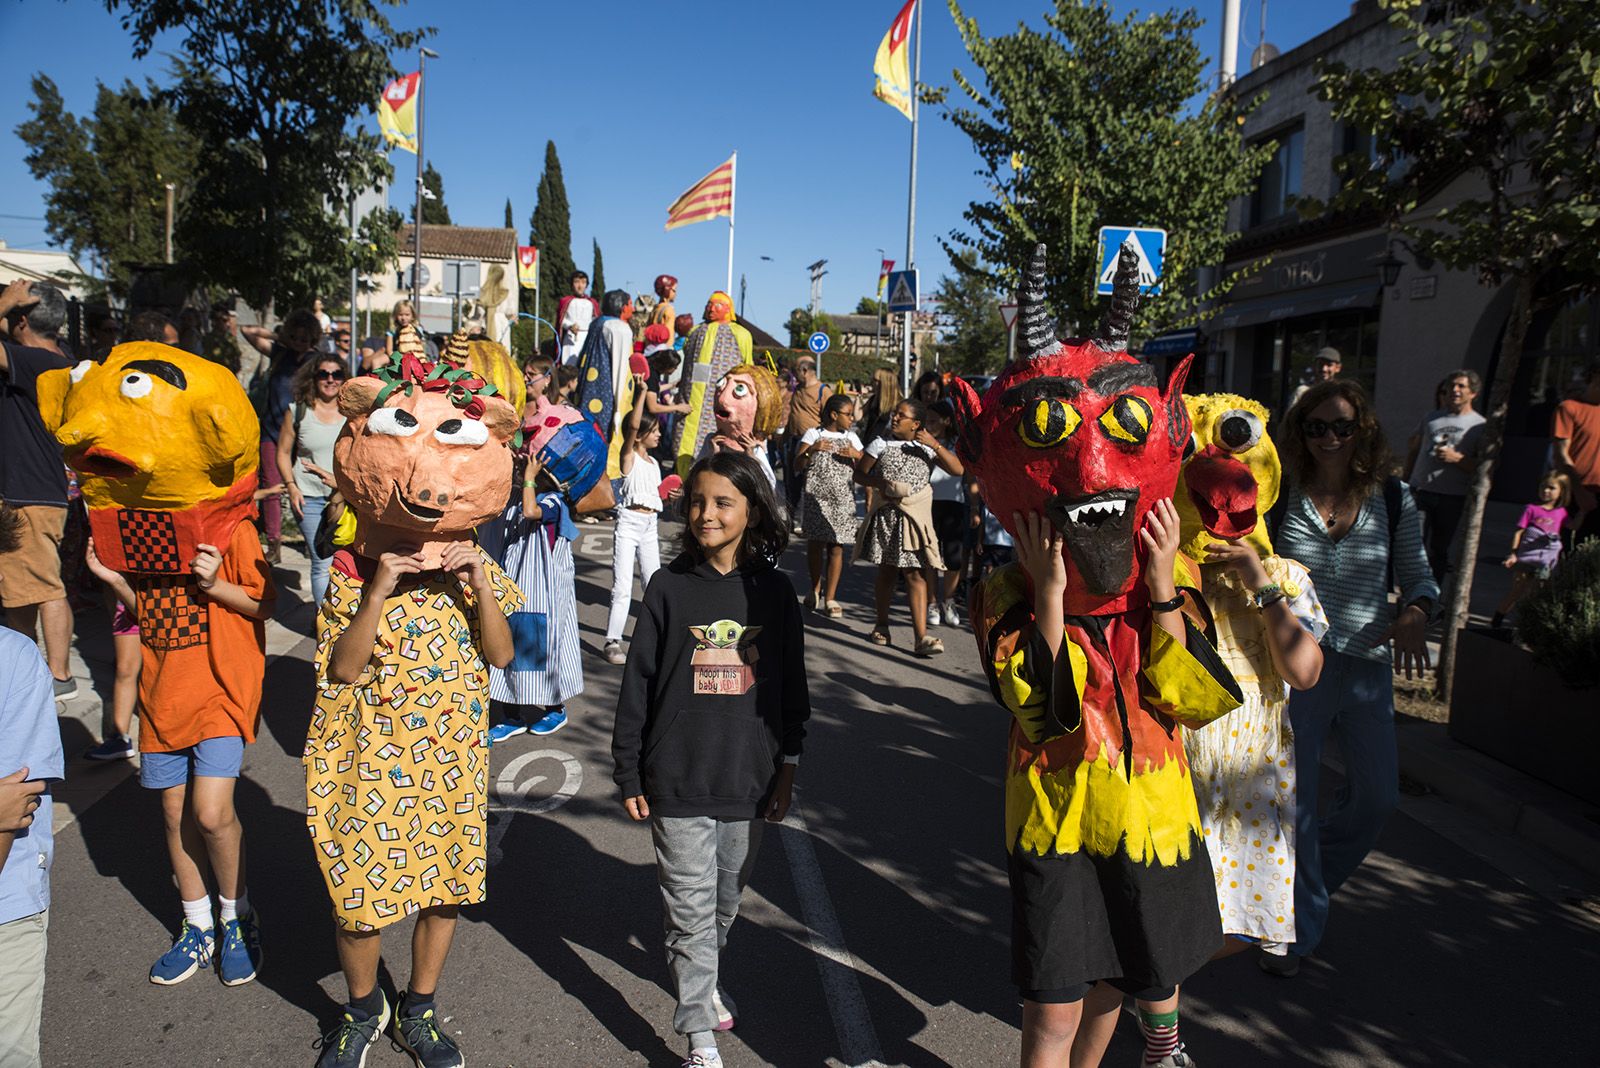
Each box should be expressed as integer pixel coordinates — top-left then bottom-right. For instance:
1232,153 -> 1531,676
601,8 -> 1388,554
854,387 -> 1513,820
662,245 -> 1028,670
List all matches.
948,242 -> 1194,616
333,352 -> 519,568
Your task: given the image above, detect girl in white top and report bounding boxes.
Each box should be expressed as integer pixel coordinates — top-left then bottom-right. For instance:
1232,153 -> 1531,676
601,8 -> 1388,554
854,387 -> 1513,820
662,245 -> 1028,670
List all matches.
796,393 -> 864,617
604,373 -> 677,664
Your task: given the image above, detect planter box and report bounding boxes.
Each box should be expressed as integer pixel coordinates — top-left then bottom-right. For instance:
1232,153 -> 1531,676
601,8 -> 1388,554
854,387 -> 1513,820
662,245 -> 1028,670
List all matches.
1448,626 -> 1600,806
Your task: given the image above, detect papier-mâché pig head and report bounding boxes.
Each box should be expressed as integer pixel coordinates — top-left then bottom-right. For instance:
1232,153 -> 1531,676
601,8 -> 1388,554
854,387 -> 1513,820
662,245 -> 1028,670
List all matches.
334,353 -> 518,567
948,243 -> 1194,616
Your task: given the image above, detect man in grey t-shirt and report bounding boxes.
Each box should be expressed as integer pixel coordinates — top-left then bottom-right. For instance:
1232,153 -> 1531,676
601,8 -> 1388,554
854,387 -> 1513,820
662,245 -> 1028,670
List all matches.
1405,369 -> 1486,583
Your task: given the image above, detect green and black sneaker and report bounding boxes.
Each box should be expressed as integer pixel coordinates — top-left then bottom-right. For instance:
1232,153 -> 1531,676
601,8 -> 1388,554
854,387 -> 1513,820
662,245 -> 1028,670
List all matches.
312,996 -> 390,1068
394,1003 -> 464,1068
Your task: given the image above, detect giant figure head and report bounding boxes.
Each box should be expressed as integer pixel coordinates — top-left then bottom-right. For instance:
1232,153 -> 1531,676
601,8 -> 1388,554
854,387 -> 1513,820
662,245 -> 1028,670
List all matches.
950,243 -> 1193,616
36,341 -> 259,573
713,363 -> 782,443
1174,393 -> 1277,564
703,291 -> 735,324
333,354 -> 519,567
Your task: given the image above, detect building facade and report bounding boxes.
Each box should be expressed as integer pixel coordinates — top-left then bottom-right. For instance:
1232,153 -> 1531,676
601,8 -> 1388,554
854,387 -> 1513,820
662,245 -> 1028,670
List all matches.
370,225 -> 519,344
1207,2 -> 1595,495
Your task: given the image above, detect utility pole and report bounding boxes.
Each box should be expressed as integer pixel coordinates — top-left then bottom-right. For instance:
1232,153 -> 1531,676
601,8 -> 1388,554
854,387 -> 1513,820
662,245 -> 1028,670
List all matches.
806,259 -> 828,316
739,272 -> 747,318
163,183 -> 175,263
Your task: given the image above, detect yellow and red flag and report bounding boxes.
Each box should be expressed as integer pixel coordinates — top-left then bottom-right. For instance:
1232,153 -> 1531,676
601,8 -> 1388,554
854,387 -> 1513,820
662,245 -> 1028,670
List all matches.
876,258 -> 895,299
873,0 -> 916,120
517,246 -> 539,289
377,71 -> 421,153
665,154 -> 736,231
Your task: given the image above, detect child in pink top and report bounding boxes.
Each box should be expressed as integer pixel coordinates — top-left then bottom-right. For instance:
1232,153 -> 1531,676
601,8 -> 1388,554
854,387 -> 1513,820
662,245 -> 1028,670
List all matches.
1492,472 -> 1571,628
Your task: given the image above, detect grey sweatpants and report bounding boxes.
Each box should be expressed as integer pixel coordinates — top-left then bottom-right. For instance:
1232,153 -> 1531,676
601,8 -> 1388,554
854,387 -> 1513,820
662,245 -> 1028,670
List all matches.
650,816 -> 765,1047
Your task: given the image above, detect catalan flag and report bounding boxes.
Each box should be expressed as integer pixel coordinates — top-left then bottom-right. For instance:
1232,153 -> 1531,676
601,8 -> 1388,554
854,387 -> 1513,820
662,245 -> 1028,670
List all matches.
377,71 -> 421,153
665,154 -> 736,231
873,0 -> 916,120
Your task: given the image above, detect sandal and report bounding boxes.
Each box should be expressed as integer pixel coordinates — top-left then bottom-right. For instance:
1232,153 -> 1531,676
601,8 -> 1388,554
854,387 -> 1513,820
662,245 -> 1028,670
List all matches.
869,627 -> 891,646
826,601 -> 843,618
914,636 -> 945,658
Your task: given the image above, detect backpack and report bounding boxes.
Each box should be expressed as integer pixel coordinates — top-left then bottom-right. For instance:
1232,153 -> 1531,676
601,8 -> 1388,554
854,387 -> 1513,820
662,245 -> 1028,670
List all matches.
1268,476 -> 1404,589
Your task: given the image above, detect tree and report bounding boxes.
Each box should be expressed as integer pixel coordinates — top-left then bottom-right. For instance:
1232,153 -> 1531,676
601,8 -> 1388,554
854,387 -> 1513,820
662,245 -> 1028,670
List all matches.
1315,0 -> 1600,703
933,251 -> 1007,373
104,0 -> 430,313
936,0 -> 1273,335
18,75 -> 198,296
355,206 -> 404,281
525,140 -> 575,325
416,162 -> 451,225
855,296 -> 887,317
503,198 -> 513,229
591,239 -> 606,298
784,308 -> 840,352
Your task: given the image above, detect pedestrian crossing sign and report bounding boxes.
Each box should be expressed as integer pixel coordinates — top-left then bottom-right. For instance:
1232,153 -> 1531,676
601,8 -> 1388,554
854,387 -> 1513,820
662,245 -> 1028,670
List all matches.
1095,226 -> 1166,296
885,269 -> 919,313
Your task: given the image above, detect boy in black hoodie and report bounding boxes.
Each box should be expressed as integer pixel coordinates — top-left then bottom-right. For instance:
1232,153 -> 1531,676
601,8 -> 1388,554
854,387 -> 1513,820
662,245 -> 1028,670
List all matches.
612,452 -> 809,1068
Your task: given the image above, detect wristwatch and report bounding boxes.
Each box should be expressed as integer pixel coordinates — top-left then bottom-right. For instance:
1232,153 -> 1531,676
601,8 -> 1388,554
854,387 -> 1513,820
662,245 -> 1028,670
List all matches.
1251,583 -> 1286,609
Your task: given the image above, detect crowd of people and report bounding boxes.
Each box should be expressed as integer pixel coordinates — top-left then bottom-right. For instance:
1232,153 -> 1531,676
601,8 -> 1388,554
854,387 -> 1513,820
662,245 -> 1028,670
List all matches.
1,258 -> 1599,1068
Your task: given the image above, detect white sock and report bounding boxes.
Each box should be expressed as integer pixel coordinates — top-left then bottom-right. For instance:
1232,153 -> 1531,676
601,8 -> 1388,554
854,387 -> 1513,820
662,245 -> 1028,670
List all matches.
182,896 -> 214,931
218,891 -> 249,924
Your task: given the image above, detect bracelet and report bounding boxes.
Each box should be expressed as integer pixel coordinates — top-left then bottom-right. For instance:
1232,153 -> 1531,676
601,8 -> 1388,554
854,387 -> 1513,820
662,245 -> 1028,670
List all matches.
522,480 -> 537,488
1148,594 -> 1184,613
1251,583 -> 1285,609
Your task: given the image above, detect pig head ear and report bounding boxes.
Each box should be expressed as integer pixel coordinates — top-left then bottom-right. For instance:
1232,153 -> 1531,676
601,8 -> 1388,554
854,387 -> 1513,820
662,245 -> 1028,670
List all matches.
35,366 -> 73,434
338,376 -> 383,418
481,395 -> 520,443
1164,354 -> 1195,449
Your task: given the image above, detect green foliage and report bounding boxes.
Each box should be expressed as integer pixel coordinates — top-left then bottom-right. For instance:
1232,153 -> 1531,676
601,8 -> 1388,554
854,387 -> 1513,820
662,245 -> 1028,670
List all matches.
101,0 -> 430,313
937,0 -> 1273,334
784,308 -> 840,352
1516,539 -> 1600,690
417,162 -> 451,225
354,207 -> 403,280
525,140 -> 576,323
503,198 -> 514,229
855,296 -> 886,316
933,250 -> 1007,373
17,75 -> 197,297
591,239 -> 606,299
756,347 -> 895,386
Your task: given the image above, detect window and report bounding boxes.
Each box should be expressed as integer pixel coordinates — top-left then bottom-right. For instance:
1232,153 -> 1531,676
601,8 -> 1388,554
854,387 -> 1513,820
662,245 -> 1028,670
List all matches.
1250,125 -> 1304,226
1339,124 -> 1407,187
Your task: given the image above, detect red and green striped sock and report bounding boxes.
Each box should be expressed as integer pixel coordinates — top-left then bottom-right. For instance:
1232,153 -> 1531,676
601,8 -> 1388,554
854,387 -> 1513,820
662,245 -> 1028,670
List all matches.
1138,1006 -> 1181,1065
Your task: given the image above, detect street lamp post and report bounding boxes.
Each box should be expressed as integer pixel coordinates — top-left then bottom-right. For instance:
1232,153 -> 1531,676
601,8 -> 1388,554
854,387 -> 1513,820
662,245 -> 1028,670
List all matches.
411,47 -> 439,313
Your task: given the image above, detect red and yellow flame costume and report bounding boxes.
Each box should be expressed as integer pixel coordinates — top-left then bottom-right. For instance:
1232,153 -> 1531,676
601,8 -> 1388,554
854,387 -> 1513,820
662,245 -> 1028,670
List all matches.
951,245 -> 1242,994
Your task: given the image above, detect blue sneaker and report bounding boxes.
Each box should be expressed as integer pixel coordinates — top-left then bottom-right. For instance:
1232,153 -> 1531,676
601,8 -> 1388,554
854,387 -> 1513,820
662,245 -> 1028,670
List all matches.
394,1003 -> 465,1068
486,718 -> 527,746
216,911 -> 261,986
528,708 -> 568,736
149,921 -> 214,985
313,995 -> 391,1068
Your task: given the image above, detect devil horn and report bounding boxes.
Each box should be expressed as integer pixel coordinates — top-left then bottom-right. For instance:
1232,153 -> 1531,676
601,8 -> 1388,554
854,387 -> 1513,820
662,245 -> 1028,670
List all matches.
1018,243 -> 1058,361
1096,240 -> 1141,352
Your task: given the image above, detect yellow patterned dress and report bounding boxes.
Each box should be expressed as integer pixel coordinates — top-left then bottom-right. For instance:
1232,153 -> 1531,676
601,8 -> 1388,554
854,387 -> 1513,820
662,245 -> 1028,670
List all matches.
304,547 -> 524,931
1182,555 -> 1326,953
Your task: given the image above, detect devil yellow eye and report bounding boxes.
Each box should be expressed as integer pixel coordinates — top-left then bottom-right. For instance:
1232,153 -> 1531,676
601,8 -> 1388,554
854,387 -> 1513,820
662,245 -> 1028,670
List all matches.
1098,395 -> 1154,445
1018,398 -> 1081,448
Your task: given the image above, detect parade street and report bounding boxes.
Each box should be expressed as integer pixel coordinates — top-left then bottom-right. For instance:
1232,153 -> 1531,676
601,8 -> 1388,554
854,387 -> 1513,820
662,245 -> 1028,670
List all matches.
42,529 -> 1599,1068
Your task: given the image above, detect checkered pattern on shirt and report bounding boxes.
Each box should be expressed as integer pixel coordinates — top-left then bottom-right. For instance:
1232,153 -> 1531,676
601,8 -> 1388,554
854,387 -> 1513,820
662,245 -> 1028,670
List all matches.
135,574 -> 209,651
116,510 -> 183,573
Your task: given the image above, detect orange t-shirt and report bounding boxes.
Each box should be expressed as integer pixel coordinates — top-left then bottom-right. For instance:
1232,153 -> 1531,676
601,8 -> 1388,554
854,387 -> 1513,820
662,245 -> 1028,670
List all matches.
1553,398 -> 1600,493
134,519 -> 275,753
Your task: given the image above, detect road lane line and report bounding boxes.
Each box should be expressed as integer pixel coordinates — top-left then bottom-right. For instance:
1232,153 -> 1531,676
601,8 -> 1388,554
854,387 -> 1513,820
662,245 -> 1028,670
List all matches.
779,805 -> 887,1068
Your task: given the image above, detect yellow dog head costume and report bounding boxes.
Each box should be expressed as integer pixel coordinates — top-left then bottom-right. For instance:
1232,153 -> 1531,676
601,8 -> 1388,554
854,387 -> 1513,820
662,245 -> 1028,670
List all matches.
36,342 -> 259,574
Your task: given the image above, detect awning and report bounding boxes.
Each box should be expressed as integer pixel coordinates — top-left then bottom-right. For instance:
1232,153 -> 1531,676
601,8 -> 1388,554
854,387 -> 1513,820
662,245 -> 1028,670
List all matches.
1206,281 -> 1380,331
1139,329 -> 1199,357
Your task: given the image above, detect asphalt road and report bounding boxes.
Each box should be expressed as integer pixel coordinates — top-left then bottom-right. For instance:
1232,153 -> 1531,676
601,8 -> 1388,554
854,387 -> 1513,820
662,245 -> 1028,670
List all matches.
40,522 -> 1599,1067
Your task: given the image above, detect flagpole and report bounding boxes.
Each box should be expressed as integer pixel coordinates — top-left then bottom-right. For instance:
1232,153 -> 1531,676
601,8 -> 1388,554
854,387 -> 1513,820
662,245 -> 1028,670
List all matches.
726,151 -> 737,296
412,47 -> 438,312
901,0 -> 922,394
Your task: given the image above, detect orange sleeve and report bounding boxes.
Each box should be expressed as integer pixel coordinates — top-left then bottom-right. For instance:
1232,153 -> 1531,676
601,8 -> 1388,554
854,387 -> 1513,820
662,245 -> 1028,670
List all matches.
223,520 -> 277,602
1552,401 -> 1575,440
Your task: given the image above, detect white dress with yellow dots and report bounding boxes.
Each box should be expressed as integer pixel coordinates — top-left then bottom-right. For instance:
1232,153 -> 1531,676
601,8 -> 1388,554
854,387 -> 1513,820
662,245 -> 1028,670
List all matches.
1183,555 -> 1327,953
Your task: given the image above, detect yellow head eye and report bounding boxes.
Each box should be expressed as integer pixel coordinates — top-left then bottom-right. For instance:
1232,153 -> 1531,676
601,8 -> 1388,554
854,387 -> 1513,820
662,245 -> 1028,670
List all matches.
1097,395 -> 1154,445
1018,398 -> 1081,448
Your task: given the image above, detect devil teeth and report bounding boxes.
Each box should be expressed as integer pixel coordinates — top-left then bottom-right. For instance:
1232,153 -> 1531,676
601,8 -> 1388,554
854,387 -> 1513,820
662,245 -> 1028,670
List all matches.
1065,499 -> 1128,523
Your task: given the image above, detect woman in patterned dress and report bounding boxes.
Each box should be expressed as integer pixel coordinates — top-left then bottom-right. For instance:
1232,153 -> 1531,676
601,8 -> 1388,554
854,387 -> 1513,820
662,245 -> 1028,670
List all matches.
797,393 -> 863,617
854,399 -> 963,656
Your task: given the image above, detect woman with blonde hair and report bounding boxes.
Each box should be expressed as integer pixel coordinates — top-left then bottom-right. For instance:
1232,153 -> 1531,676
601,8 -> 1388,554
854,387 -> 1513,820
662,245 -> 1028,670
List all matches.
377,299 -> 437,366
860,367 -> 902,446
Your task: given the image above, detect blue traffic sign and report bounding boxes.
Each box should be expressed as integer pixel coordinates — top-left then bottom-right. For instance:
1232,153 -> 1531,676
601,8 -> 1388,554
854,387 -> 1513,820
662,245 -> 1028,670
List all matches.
1095,226 -> 1167,296
807,331 -> 830,354
885,269 -> 919,313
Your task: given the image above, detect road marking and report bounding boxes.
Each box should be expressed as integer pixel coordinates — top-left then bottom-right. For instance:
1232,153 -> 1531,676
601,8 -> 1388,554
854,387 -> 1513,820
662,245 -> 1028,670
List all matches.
487,747 -> 583,863
779,805 -> 886,1068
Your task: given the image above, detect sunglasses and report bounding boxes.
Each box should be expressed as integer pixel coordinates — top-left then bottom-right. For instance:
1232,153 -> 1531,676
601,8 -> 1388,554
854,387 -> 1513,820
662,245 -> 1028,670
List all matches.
315,369 -> 348,381
1303,418 -> 1358,440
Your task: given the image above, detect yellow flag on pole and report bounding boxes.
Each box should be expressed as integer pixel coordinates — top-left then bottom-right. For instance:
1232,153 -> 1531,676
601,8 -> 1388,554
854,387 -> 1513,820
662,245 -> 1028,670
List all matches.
873,0 -> 916,120
377,71 -> 421,153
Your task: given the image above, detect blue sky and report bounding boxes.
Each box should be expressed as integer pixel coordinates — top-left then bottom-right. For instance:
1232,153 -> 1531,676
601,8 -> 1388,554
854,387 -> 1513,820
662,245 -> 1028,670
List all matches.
0,1 -> 1342,334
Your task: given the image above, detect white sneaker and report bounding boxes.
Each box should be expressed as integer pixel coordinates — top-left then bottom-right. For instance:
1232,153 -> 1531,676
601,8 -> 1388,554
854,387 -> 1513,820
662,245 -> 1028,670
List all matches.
942,599 -> 961,627
604,640 -> 627,665
1146,1046 -> 1197,1067
682,1049 -> 722,1068
927,603 -> 943,627
712,985 -> 737,1031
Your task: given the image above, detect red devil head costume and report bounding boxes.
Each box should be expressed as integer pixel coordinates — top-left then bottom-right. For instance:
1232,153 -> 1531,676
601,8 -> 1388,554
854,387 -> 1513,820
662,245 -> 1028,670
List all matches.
950,242 -> 1193,616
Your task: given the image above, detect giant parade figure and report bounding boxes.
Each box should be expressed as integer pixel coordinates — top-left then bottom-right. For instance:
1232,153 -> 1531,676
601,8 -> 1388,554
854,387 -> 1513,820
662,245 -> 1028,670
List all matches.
949,244 -> 1243,1065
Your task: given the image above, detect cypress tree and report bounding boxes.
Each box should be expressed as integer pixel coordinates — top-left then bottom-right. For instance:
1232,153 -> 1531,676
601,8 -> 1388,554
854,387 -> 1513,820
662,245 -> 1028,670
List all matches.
417,162 -> 451,225
525,140 -> 575,325
591,239 -> 606,301
503,198 -> 513,229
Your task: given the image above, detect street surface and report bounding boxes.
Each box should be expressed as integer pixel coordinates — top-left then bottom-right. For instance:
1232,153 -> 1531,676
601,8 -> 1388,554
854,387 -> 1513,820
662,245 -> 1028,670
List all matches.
41,522 -> 1599,1067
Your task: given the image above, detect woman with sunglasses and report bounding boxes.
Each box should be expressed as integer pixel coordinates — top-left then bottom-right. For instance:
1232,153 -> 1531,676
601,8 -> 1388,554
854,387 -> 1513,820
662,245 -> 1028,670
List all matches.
1268,379 -> 1437,976
277,355 -> 349,608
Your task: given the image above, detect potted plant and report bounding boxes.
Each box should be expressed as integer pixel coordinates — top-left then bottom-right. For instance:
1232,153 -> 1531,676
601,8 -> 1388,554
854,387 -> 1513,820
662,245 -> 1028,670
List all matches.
1449,539 -> 1600,805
